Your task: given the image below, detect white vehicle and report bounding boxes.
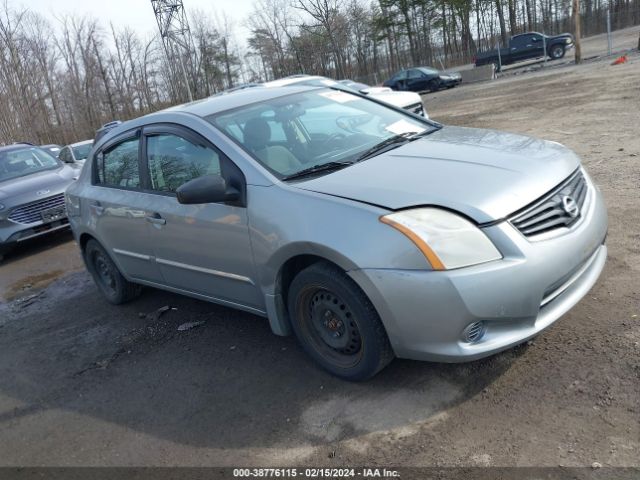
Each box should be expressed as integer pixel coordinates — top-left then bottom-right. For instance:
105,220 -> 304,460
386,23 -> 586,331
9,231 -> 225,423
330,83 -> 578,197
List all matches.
58,139 -> 93,167
262,75 -> 428,119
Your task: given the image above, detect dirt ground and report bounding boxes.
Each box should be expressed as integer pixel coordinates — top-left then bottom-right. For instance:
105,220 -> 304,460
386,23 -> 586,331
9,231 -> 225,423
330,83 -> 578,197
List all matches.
0,53 -> 638,469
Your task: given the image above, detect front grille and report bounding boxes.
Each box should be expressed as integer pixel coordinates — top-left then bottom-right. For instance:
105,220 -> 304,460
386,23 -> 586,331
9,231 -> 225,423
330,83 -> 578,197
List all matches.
8,193 -> 66,224
405,102 -> 424,116
510,170 -> 588,237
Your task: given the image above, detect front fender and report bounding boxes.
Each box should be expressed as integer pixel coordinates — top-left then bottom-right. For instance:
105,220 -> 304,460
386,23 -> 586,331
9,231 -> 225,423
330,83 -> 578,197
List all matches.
247,184 -> 430,295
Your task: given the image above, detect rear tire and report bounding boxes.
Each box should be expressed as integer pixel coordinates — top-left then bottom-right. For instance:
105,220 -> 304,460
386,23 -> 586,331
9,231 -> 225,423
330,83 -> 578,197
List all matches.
549,44 -> 566,59
287,262 -> 394,381
428,78 -> 442,92
84,239 -> 141,304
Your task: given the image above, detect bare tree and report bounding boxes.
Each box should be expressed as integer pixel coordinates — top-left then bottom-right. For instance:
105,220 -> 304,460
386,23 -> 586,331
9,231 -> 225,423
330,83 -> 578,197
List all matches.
0,0 -> 638,144
295,0 -> 349,78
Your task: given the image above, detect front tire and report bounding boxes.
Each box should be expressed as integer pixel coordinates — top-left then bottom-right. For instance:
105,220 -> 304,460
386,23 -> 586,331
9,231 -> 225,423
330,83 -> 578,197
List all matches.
287,262 -> 394,381
84,239 -> 141,304
549,44 -> 566,59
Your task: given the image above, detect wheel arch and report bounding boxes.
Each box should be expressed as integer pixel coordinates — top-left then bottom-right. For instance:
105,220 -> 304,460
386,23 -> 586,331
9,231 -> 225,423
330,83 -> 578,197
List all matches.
76,231 -> 133,283
262,242 -> 362,336
548,42 -> 566,57
78,232 -> 96,252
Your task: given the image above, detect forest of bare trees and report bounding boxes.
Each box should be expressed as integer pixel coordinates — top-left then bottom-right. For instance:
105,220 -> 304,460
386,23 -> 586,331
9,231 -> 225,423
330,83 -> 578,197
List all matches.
0,0 -> 638,145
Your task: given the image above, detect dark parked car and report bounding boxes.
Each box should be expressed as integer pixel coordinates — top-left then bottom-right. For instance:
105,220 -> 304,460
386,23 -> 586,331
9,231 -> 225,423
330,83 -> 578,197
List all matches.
383,67 -> 462,93
474,32 -> 574,70
0,143 -> 78,259
40,143 -> 62,158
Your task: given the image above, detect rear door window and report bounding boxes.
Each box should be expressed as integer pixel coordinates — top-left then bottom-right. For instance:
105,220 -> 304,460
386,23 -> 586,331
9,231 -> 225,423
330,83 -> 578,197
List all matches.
391,71 -> 406,82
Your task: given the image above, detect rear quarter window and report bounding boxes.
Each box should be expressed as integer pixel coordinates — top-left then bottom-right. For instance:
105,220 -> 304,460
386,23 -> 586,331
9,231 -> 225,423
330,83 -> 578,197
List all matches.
95,138 -> 140,189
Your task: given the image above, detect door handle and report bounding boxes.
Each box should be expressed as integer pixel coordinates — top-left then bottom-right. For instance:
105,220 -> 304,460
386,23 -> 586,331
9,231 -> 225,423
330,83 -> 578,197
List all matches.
145,212 -> 166,225
90,202 -> 104,215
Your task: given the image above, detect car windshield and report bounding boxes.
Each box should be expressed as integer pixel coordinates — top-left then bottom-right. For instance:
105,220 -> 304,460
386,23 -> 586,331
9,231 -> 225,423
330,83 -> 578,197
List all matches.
420,67 -> 439,75
71,143 -> 92,160
0,147 -> 60,182
207,88 -> 438,179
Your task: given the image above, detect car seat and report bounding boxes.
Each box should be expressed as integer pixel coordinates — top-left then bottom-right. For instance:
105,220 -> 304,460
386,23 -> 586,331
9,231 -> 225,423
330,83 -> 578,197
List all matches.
243,118 -> 301,174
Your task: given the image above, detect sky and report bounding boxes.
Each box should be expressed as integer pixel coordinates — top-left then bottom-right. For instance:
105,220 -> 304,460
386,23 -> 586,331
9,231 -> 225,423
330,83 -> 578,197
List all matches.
21,0 -> 255,48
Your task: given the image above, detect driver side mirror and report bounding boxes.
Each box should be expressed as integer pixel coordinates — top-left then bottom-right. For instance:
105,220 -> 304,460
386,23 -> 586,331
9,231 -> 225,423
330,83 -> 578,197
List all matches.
176,174 -> 239,205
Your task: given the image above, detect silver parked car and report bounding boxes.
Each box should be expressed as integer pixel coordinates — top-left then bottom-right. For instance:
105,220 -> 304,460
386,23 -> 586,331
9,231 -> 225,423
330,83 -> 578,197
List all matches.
66,85 -> 608,380
0,143 -> 78,259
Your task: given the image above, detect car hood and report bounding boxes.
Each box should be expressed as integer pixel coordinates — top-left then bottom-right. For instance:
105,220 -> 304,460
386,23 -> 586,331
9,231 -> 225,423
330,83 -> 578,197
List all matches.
0,164 -> 78,203
368,90 -> 421,109
293,126 -> 581,223
360,86 -> 393,94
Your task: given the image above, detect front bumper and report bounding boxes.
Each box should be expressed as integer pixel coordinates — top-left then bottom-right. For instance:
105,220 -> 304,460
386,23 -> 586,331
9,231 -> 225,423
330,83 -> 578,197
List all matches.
441,76 -> 462,87
349,176 -> 608,362
0,217 -> 70,250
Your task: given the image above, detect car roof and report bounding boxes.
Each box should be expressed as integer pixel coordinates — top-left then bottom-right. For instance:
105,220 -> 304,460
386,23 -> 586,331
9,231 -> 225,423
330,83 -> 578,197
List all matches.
68,140 -> 93,147
96,84 -> 346,147
262,75 -> 335,88
0,143 -> 37,153
511,32 -> 543,38
161,84 -> 324,118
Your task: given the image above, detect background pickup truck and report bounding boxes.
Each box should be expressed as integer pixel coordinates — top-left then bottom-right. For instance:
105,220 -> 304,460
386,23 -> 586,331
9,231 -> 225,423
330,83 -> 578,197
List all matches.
474,32 -> 574,70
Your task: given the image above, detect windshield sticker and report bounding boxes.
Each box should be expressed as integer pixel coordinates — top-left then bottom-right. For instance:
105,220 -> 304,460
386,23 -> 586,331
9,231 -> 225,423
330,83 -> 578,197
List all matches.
318,91 -> 356,103
385,119 -> 426,135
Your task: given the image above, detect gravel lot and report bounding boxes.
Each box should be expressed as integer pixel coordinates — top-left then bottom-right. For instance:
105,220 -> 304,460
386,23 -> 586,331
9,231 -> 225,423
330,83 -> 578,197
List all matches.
0,54 -> 638,469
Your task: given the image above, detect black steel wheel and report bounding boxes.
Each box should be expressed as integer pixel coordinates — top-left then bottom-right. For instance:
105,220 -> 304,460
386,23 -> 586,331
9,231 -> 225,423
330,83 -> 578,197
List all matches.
287,262 -> 394,380
84,239 -> 141,304
549,44 -> 566,59
428,78 -> 442,92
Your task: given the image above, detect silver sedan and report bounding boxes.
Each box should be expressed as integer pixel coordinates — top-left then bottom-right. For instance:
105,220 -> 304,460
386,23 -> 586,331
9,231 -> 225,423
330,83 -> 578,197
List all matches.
66,85 -> 608,380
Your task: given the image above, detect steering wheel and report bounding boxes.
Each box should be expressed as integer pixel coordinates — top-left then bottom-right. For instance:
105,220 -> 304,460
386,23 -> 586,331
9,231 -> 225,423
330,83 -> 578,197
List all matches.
321,132 -> 347,149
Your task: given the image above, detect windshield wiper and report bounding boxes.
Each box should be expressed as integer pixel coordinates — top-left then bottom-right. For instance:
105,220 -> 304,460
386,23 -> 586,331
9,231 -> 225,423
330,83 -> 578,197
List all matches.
283,161 -> 353,181
355,133 -> 415,163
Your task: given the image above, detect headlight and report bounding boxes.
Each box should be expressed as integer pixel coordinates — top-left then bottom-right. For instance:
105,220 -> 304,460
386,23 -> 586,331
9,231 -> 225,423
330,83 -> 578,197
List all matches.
380,208 -> 502,270
0,203 -> 4,211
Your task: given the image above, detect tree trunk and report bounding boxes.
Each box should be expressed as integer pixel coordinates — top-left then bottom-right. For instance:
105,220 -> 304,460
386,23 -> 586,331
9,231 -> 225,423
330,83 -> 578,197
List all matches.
496,0 -> 508,45
573,0 -> 582,63
507,0 -> 518,34
525,0 -> 533,30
